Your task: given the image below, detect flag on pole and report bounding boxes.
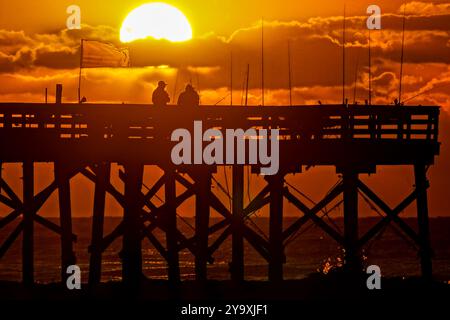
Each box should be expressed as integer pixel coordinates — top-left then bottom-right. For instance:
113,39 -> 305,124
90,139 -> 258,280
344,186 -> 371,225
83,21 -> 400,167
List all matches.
81,40 -> 130,68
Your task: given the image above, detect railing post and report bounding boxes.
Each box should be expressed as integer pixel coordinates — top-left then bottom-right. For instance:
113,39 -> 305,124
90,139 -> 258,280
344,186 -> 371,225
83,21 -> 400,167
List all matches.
406,112 -> 412,140
397,110 -> 404,140
55,84 -> 63,105
426,112 -> 433,140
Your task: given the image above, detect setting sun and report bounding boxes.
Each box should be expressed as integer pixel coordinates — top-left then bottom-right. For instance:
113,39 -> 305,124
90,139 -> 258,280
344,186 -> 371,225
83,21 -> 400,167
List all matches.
120,2 -> 192,43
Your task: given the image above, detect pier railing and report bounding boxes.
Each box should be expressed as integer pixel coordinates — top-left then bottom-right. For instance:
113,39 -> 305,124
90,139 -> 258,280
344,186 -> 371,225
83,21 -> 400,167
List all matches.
0,103 -> 440,165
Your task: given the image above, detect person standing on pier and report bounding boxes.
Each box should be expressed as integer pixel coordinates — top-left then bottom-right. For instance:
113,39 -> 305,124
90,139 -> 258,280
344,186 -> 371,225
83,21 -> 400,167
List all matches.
177,84 -> 200,108
152,80 -> 170,106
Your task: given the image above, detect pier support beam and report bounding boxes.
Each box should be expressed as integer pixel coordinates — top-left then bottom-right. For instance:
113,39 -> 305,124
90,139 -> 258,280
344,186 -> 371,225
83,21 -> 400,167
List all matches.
89,163 -> 110,285
22,161 -> 34,286
342,169 -> 360,273
268,174 -> 284,282
122,163 -> 144,287
165,169 -> 180,283
414,163 -> 432,280
231,165 -> 244,282
194,170 -> 211,281
55,163 -> 76,283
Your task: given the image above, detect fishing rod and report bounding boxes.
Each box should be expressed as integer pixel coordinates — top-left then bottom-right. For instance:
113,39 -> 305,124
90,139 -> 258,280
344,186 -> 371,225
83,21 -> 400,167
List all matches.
398,7 -> 406,104
214,94 -> 230,105
402,82 -> 450,104
288,40 -> 293,106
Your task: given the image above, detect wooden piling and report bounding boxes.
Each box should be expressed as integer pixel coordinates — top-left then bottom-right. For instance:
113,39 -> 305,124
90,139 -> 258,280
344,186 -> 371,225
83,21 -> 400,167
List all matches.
55,163 -> 76,282
268,174 -> 284,281
342,169 -> 360,273
22,161 -> 34,286
122,163 -> 144,286
231,165 -> 244,282
165,169 -> 180,282
194,170 -> 211,281
89,163 -> 111,285
414,163 -> 432,280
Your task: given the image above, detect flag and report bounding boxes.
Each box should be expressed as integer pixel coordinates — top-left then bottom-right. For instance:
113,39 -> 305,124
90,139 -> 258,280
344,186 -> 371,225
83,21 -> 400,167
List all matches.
81,40 -> 130,68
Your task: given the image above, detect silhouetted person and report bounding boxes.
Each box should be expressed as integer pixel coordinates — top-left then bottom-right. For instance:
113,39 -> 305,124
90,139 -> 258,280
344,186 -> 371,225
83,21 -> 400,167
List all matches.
394,98 -> 404,106
152,80 -> 170,106
177,84 -> 200,108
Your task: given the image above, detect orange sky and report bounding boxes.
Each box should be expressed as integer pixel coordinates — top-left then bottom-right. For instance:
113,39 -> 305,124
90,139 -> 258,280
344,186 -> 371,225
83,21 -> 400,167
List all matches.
0,0 -> 448,106
0,0 -> 449,217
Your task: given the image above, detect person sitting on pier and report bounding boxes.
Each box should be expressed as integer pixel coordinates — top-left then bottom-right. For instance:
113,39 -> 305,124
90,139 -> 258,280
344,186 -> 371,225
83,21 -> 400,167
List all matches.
152,80 -> 170,106
177,84 -> 200,108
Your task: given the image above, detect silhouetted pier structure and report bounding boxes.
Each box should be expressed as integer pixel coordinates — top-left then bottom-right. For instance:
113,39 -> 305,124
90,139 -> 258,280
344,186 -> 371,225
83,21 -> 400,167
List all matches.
0,100 -> 440,286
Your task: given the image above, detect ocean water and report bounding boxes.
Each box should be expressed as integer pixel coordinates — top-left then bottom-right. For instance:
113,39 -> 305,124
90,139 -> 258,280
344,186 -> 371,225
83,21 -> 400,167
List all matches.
0,217 -> 449,283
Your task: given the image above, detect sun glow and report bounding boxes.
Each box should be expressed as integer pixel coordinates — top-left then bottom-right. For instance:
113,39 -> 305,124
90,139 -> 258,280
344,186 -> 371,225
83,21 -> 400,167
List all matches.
120,2 -> 193,43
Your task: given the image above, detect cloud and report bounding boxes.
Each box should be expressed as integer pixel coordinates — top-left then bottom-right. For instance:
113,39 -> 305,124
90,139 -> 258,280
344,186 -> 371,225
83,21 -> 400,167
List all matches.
399,1 -> 450,16
0,2 -> 448,73
0,25 -> 120,72
0,1 -> 448,112
0,30 -> 32,49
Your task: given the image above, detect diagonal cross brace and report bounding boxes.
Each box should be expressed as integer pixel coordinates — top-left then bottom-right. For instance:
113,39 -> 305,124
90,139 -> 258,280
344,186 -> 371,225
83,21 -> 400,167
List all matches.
82,168 -> 212,262
0,177 -> 78,241
282,183 -> 344,245
357,179 -> 422,248
0,221 -> 24,259
176,172 -> 273,260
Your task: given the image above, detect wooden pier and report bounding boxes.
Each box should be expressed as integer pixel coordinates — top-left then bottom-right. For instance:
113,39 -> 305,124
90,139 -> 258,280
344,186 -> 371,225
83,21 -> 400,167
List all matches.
0,102 -> 440,286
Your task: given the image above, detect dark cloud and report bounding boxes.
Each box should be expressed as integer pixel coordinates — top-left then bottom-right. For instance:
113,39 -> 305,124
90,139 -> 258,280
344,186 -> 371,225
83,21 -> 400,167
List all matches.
34,47 -> 79,69
0,30 -> 32,47
0,4 -> 448,73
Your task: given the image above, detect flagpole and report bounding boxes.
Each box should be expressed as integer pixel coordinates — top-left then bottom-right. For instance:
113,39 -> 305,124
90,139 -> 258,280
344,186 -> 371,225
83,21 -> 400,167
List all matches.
78,39 -> 84,103
230,51 -> 233,106
368,29 -> 372,105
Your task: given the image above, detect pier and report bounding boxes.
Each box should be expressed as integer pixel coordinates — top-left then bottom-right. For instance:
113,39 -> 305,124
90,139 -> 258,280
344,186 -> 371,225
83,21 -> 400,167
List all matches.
0,101 -> 440,286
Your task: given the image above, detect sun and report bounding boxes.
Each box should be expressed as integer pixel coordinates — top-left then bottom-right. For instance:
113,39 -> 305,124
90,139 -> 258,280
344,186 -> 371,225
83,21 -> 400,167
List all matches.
120,2 -> 192,43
